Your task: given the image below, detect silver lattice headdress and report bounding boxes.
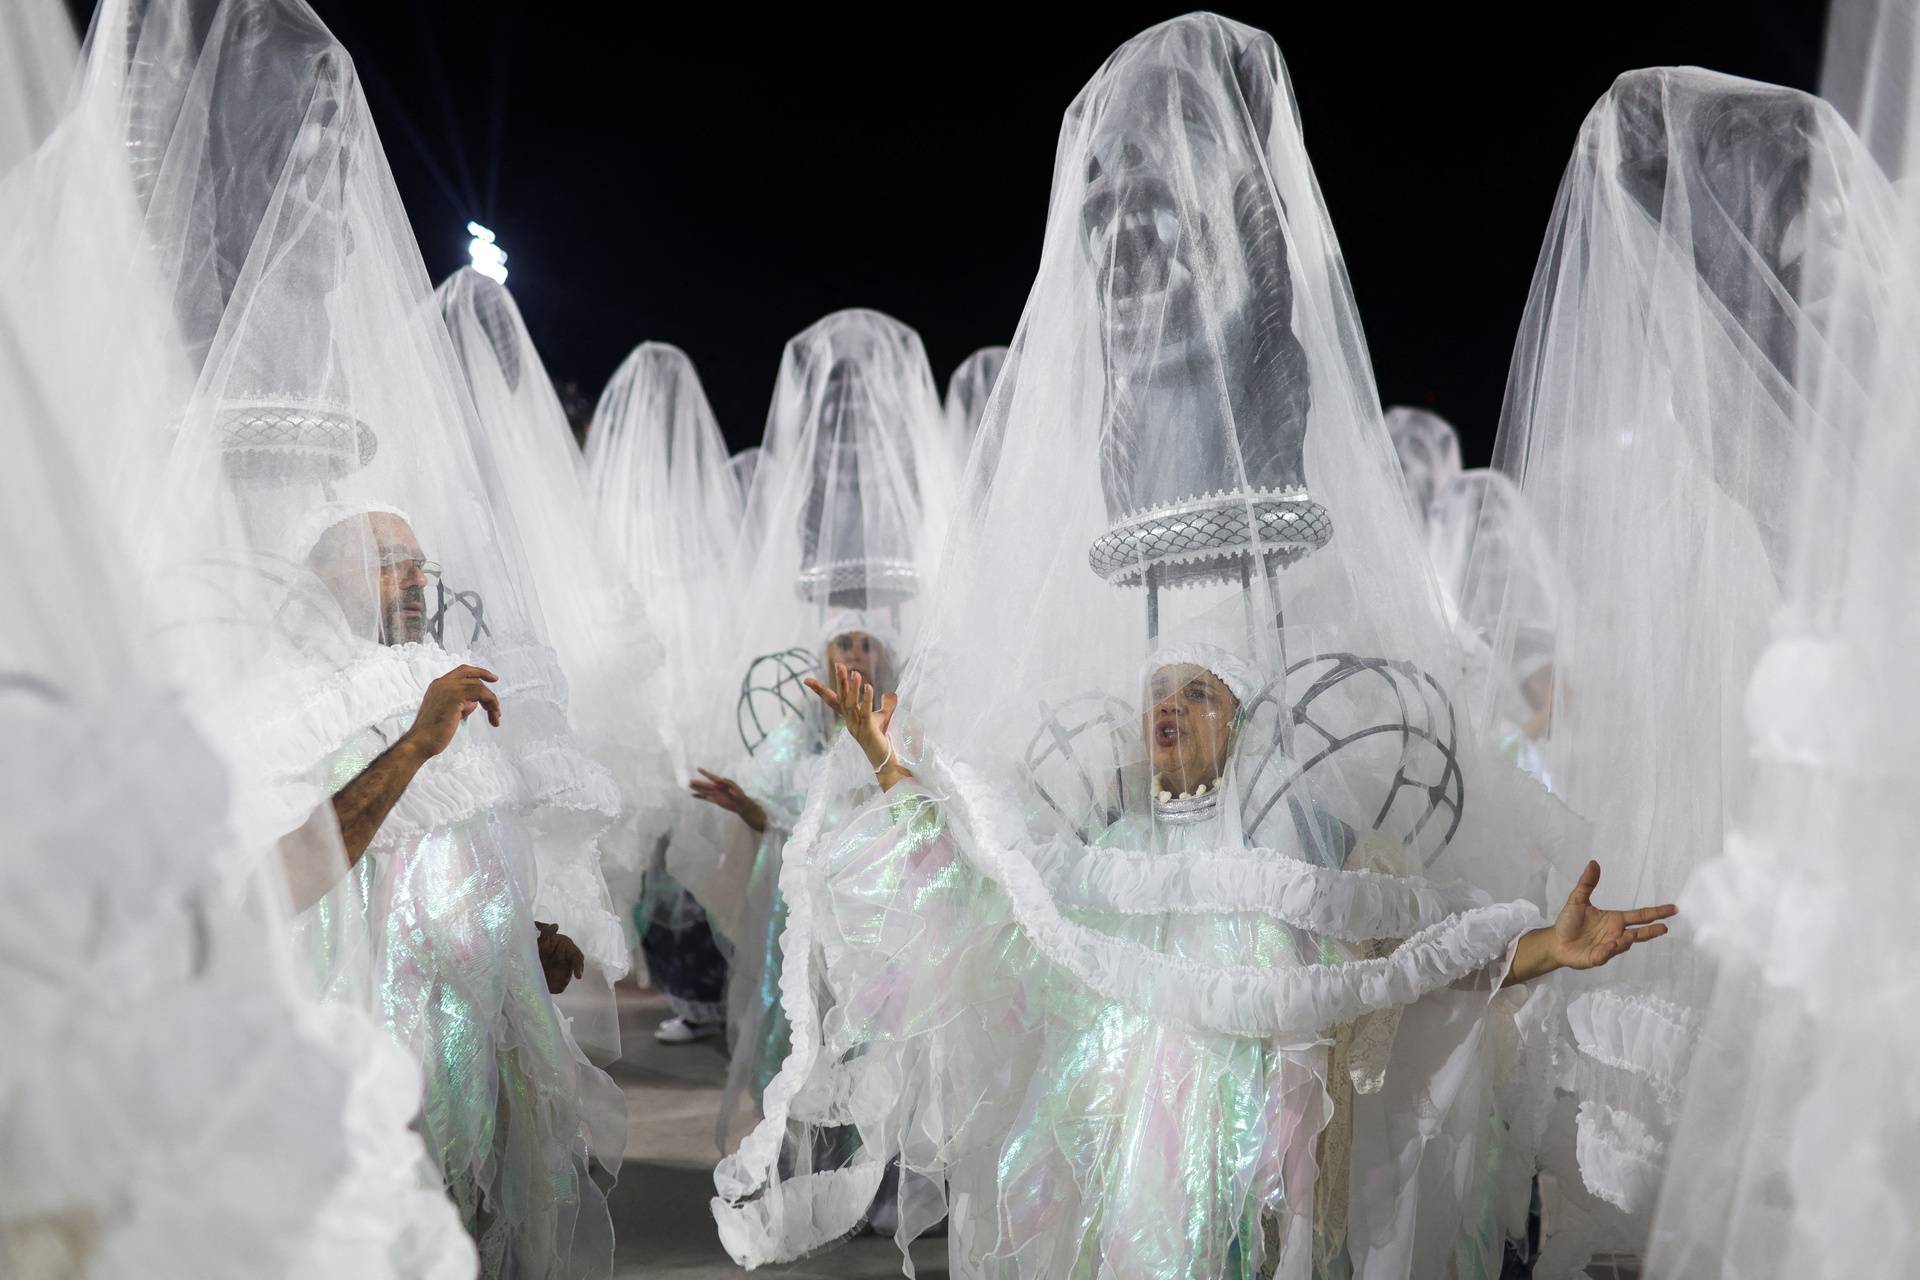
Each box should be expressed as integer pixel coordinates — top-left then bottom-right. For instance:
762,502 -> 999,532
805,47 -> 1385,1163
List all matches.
1088,486 -> 1331,591
218,398 -> 378,485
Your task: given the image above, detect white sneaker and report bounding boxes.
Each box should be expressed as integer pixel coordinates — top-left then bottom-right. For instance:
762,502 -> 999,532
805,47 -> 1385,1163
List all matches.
654,1016 -> 721,1044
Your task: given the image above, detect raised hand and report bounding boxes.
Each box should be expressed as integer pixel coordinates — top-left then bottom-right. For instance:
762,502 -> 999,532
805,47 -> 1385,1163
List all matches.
1548,859 -> 1678,971
1504,859 -> 1677,987
803,662 -> 898,772
403,664 -> 501,758
690,767 -> 768,834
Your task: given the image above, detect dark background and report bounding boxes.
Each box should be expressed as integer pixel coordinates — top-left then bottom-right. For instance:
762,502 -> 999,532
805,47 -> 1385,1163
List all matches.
70,2 -> 1832,460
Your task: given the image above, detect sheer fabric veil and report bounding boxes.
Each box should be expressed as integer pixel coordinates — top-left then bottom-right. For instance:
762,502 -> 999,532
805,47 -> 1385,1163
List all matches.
438,266 -> 673,1056
67,0 -> 629,1271
1383,405 -> 1463,534
1648,11 -> 1920,1276
0,0 -> 471,1273
1469,66 -> 1898,1270
942,343 -> 1008,468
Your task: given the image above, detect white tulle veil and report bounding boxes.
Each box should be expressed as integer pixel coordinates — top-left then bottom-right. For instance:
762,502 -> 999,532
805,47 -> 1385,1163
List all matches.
1383,405 -> 1463,534
1647,11 -> 1920,1275
675,309 -> 949,935
1,0 -> 472,1273
942,343 -> 1008,466
58,0 -> 629,1269
1428,468 -> 1563,746
437,265 -> 674,1053
1467,66 -> 1898,1268
583,341 -> 743,782
729,307 -> 952,679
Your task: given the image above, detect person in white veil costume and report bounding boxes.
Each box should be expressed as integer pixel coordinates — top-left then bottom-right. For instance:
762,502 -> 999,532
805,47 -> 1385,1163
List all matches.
1464,67 -> 1896,1274
1382,406 -> 1462,535
688,307 -> 948,1142
582,341 -> 742,1044
0,2 -> 472,1275
1427,470 -> 1562,782
731,445 -> 764,509
0,252 -> 475,1280
943,344 -> 1009,465
79,0 -> 630,1271
711,17 -> 1677,1277
1646,5 -> 1920,1275
732,444 -> 785,576
438,266 -> 674,1062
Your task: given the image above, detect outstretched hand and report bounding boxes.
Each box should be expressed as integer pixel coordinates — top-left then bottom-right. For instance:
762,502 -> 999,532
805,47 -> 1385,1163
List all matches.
1549,859 -> 1678,970
1505,860 -> 1677,987
689,768 -> 768,834
804,662 -> 898,771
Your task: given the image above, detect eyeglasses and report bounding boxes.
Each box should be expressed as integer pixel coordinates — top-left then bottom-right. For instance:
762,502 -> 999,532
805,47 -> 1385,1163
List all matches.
374,553 -> 441,581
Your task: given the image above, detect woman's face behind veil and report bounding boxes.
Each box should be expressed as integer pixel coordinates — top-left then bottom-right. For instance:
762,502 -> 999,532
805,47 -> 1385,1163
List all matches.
1143,662 -> 1239,792
825,629 -> 885,690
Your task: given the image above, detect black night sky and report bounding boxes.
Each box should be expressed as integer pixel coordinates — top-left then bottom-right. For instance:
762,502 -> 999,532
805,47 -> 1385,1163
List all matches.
73,2 -> 1831,461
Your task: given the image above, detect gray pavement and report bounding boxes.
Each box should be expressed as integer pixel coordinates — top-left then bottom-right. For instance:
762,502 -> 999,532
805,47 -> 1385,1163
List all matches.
607,984 -> 948,1279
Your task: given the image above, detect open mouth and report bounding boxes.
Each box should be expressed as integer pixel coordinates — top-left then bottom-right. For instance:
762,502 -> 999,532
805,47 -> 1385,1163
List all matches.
1154,719 -> 1181,747
1087,174 -> 1193,338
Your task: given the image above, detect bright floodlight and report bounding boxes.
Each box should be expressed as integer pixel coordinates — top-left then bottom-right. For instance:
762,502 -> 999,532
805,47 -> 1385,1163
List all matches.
467,221 -> 508,284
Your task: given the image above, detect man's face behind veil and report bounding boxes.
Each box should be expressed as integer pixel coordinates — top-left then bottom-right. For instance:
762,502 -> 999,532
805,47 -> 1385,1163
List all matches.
309,511 -> 431,646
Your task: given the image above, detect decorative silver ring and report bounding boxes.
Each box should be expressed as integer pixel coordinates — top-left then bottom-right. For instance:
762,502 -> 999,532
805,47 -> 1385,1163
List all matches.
793,557 -> 920,606
1089,488 -> 1333,588
217,400 -> 378,482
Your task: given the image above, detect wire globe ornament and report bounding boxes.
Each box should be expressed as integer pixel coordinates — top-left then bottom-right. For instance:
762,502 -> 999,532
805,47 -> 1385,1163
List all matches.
1239,653 -> 1465,867
737,647 -> 822,757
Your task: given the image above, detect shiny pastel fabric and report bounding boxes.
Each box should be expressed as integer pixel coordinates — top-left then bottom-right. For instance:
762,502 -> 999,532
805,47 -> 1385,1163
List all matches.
715,743 -> 1540,1277
988,811 -> 1332,1279
297,643 -> 623,1278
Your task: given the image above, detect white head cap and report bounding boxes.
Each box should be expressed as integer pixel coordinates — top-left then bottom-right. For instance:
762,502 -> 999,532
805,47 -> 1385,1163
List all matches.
817,607 -> 901,662
1142,640 -> 1263,705
291,499 -> 412,566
